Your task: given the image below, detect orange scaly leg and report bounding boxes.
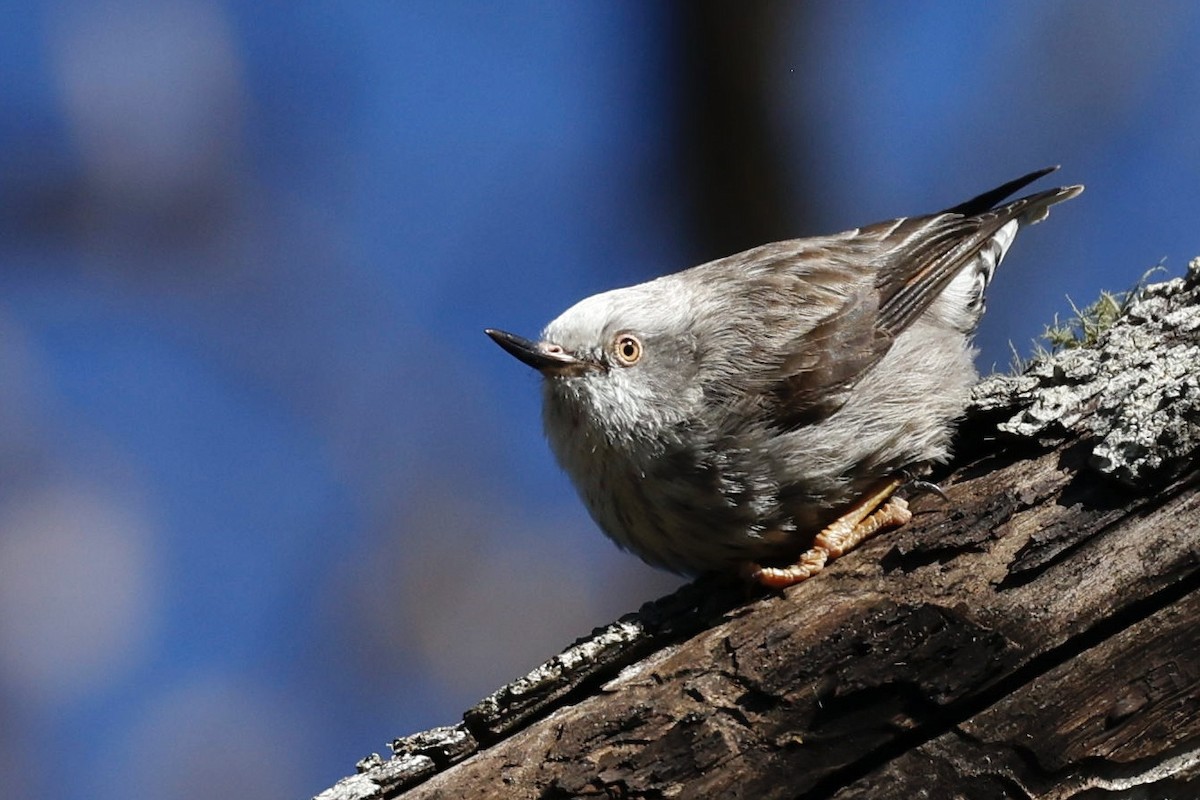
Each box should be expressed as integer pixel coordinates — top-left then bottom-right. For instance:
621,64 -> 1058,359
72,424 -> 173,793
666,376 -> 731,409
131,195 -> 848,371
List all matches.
746,478 -> 912,589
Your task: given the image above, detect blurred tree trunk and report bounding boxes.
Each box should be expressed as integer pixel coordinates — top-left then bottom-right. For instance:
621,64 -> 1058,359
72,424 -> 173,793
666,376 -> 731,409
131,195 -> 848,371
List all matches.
674,1 -> 815,259
315,266 -> 1200,799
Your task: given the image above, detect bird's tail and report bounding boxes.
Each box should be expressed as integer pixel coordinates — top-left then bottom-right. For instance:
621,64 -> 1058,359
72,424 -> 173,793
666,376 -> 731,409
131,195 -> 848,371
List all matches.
936,173 -> 1084,332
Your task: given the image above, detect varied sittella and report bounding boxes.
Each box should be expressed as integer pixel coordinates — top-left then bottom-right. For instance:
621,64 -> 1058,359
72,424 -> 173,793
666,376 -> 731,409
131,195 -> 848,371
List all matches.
487,167 -> 1083,588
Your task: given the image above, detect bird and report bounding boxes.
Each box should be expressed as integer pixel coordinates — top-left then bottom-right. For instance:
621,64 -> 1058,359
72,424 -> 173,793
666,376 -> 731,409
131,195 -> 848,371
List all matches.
486,167 -> 1082,588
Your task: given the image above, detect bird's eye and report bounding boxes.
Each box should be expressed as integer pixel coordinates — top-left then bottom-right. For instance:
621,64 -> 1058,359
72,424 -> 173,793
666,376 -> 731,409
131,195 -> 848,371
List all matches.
613,333 -> 642,366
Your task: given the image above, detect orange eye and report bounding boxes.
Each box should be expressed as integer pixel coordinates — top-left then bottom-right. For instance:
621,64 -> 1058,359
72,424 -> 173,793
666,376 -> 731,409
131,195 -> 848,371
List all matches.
613,334 -> 642,366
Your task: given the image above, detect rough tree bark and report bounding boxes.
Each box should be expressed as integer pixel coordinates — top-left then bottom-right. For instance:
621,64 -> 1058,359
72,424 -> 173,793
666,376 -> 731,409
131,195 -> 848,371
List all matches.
317,261 -> 1200,800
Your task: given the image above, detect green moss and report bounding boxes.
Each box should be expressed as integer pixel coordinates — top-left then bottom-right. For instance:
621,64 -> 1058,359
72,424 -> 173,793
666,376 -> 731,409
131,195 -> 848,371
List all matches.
1007,264 -> 1166,373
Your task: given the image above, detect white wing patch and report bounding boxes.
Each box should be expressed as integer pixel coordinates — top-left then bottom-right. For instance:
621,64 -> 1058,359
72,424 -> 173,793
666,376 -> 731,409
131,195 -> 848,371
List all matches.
934,219 -> 1019,332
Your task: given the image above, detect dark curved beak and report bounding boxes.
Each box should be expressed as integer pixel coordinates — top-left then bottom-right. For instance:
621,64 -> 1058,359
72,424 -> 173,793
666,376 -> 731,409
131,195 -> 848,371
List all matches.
485,328 -> 584,373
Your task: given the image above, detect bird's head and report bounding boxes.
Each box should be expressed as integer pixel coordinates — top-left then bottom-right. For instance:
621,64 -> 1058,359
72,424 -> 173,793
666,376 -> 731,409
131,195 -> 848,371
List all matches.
486,281 -> 703,435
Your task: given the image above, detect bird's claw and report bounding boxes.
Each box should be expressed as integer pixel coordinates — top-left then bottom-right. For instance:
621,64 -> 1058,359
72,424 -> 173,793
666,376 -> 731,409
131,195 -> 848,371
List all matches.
898,469 -> 949,502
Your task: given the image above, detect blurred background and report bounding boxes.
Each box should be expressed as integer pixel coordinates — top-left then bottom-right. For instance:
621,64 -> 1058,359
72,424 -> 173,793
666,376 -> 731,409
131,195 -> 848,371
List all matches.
1,2 -> 1197,797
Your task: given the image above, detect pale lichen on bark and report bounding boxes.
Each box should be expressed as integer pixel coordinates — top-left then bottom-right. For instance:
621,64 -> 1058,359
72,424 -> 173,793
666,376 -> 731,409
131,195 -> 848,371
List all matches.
972,257 -> 1200,485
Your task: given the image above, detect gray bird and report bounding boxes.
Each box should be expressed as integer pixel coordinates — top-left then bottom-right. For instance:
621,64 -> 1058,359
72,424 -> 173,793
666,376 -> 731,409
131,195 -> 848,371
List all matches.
487,167 -> 1082,587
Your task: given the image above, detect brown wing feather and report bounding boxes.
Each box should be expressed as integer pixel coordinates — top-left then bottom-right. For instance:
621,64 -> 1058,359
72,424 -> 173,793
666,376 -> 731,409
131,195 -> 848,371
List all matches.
772,286 -> 893,428
875,185 -> 1079,335
756,172 -> 1080,429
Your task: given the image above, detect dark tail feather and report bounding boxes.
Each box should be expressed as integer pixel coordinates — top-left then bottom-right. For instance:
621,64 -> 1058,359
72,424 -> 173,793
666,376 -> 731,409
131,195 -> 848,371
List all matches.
944,166 -> 1061,216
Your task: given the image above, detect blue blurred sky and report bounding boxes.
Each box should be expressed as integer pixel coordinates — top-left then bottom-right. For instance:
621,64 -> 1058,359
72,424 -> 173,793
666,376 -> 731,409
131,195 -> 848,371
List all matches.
0,2 -> 1197,798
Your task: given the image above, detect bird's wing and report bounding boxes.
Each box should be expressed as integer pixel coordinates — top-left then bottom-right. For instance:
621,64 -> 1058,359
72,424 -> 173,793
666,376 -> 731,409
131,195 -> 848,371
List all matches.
872,174 -> 1082,337
722,168 -> 1082,430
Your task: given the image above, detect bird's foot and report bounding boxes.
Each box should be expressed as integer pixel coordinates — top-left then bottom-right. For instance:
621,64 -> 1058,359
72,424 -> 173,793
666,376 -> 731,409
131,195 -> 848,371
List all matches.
745,479 -> 912,589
